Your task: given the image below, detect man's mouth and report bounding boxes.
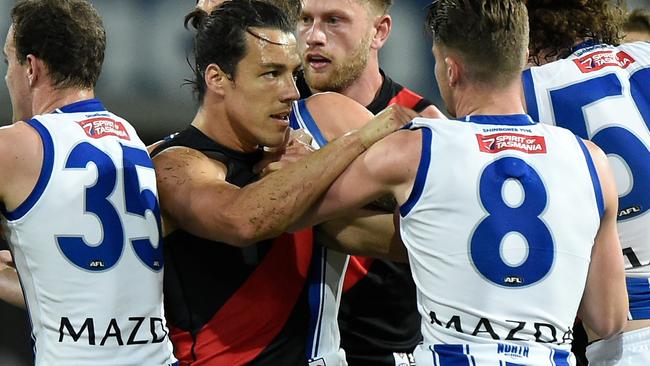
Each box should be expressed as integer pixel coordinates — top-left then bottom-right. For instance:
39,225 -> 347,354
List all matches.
270,111 -> 291,124
306,53 -> 332,70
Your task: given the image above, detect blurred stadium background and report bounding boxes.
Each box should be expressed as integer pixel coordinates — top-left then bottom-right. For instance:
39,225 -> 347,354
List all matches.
0,0 -> 647,364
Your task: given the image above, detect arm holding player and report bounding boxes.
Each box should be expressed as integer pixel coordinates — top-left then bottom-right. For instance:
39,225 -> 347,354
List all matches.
292,128 -> 422,260
577,140 -> 628,339
153,104 -> 417,247
315,208 -> 407,262
0,250 -> 24,309
260,93 -> 416,259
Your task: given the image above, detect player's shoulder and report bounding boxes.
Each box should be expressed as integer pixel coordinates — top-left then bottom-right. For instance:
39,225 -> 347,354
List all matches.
152,144 -> 224,172
0,121 -> 43,163
153,144 -> 227,184
300,92 -> 374,140
0,121 -> 46,196
304,92 -> 372,117
617,41 -> 650,64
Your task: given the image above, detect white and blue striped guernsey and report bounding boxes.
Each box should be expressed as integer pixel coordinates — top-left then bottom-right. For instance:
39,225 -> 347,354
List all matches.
400,115 -> 603,366
290,99 -> 349,366
2,99 -> 177,366
524,41 -> 650,320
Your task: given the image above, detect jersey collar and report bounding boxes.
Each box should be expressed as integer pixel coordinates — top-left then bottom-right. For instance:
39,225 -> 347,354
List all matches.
458,114 -> 537,126
54,98 -> 107,114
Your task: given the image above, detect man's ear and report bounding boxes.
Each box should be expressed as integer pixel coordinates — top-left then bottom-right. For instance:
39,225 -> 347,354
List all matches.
445,55 -> 461,87
204,63 -> 229,97
24,54 -> 44,87
371,14 -> 392,50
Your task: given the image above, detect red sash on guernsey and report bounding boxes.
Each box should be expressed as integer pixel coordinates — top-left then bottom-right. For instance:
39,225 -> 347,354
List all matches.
388,88 -> 424,110
170,229 -> 313,366
342,256 -> 375,292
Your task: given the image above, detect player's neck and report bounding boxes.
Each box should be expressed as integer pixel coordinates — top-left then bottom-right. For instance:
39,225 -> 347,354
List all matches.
191,102 -> 259,153
31,87 -> 95,117
337,58 -> 383,108
453,80 -> 526,118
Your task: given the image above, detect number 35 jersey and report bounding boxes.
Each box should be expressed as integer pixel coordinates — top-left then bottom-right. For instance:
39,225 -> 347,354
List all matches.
2,99 -> 177,366
400,116 -> 602,363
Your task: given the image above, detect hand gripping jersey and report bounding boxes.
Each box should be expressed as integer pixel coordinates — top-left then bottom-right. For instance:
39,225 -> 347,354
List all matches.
524,42 -> 650,320
296,70 -> 433,366
290,100 -> 349,366
400,115 -> 603,366
2,99 -> 177,366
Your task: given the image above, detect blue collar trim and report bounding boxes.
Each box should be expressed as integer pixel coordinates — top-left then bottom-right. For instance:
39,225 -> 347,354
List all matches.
55,98 -> 106,114
571,40 -> 597,53
458,114 -> 537,126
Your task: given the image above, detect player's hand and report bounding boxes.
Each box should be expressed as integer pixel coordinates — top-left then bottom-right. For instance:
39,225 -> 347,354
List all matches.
359,105 -> 419,148
196,0 -> 227,12
255,130 -> 315,177
419,104 -> 447,119
0,251 -> 15,270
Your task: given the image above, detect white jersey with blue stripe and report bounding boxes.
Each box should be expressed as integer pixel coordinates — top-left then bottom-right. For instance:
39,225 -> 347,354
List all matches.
290,99 -> 348,366
2,99 -> 177,366
523,42 -> 650,320
400,115 -> 603,366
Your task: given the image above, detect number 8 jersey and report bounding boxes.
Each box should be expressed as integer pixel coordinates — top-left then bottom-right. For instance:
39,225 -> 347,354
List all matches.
524,42 -> 650,319
400,115 -> 603,365
2,99 -> 177,366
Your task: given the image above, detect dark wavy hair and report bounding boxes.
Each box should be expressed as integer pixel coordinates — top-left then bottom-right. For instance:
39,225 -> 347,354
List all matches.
527,0 -> 625,64
11,0 -> 106,89
185,0 -> 294,101
426,0 -> 529,87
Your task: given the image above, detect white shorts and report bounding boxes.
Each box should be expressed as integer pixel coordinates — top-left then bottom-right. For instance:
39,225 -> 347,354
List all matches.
585,327 -> 650,366
413,342 -> 575,366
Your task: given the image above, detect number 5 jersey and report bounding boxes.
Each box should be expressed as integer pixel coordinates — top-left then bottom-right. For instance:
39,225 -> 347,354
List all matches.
524,42 -> 650,319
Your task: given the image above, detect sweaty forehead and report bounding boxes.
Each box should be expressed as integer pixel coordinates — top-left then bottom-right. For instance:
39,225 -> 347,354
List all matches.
244,28 -> 300,65
248,27 -> 296,47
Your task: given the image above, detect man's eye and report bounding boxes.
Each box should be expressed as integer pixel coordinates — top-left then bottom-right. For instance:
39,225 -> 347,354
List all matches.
301,16 -> 313,25
326,17 -> 341,25
263,71 -> 279,78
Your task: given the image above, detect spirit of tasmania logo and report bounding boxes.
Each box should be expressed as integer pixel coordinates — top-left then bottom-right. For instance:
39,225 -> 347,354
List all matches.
77,118 -> 130,140
574,50 -> 635,73
476,133 -> 547,154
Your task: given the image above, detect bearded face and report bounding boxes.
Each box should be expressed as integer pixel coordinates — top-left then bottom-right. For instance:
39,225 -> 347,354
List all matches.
298,0 -> 376,93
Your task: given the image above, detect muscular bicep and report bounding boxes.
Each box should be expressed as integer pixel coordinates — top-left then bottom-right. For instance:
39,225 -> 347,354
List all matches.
153,147 -> 246,244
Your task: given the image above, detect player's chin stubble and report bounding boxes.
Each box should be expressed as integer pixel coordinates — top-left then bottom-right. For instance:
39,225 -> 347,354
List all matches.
305,35 -> 372,93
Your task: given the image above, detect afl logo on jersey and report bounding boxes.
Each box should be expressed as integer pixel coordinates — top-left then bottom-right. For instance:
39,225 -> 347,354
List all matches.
504,276 -> 524,285
77,117 -> 131,141
476,133 -> 546,154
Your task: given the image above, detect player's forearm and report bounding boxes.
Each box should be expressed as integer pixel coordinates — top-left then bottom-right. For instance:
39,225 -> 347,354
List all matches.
0,268 -> 25,309
224,132 -> 371,246
182,105 -> 414,246
315,210 -> 407,262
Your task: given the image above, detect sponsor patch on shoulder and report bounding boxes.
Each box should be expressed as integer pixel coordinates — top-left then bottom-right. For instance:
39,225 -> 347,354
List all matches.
77,117 -> 131,140
573,50 -> 635,73
476,133 -> 546,154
